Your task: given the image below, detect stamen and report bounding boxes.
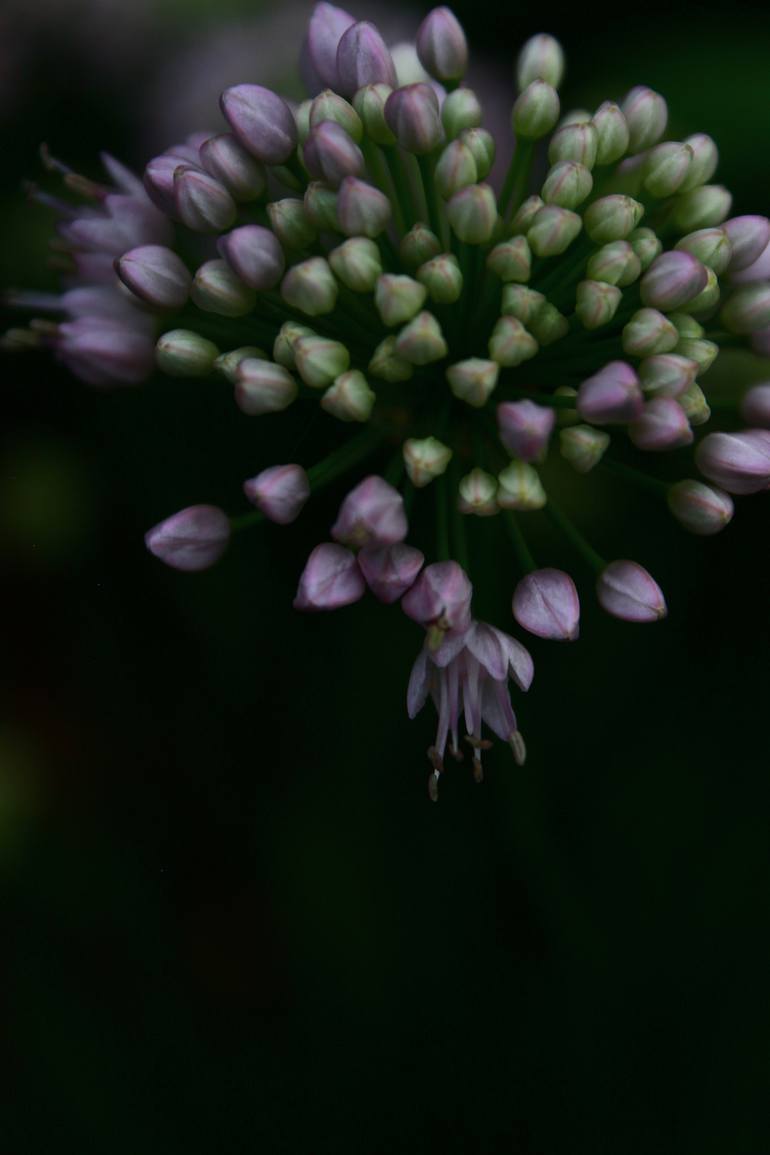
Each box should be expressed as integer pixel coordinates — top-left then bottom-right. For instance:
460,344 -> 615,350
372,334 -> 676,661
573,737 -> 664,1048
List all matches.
509,730 -> 527,766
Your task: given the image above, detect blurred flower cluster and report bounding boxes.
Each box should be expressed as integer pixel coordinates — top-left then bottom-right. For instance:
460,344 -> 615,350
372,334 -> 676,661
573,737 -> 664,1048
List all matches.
5,3 -> 770,797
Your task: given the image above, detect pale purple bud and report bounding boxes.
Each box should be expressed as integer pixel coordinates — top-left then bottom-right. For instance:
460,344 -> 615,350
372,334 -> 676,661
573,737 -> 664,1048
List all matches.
720,285 -> 770,334
220,85 -> 298,165
234,359 -> 298,415
416,7 -> 468,83
145,505 -> 230,572
358,543 -> 425,604
293,542 -> 366,610
667,479 -> 733,536
741,383 -> 770,428
116,245 -> 191,309
174,166 -> 237,233
732,240 -> 770,285
695,429 -> 770,494
243,464 -> 310,524
143,153 -> 196,215
384,84 -> 443,155
331,475 -> 407,547
218,225 -> 285,291
640,251 -> 709,312
401,560 -> 473,637
674,227 -> 732,275
512,568 -> 580,641
597,560 -> 667,622
723,216 -> 770,272
497,400 -> 556,461
621,86 -> 668,153
302,121 -> 364,187
199,134 -> 266,202
304,2 -> 356,91
336,176 -> 391,237
214,347 -> 267,383
577,361 -> 643,424
628,398 -> 693,451
336,21 -> 397,97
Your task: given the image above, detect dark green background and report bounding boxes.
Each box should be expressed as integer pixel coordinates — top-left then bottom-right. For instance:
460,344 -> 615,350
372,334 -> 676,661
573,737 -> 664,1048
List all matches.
2,2 -> 770,1151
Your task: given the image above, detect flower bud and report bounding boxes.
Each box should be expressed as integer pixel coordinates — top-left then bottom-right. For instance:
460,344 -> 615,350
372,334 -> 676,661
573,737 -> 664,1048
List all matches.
628,227 -> 662,270
670,312 -> 704,339
384,83 -> 443,155
672,185 -> 732,232
501,284 -> 546,326
374,273 -> 427,326
294,334 -> 350,387
577,360 -> 643,424
528,302 -> 569,346
497,399 -> 555,461
395,311 -> 447,364
516,34 -> 565,90
541,161 -> 593,209
368,335 -> 414,382
686,267 -> 720,315
143,152 -> 191,215
145,505 -> 230,572
643,141 -> 693,198
403,436 -> 452,487
628,398 -> 693,451
399,224 -> 442,269
596,560 -> 667,622
679,383 -> 711,426
461,128 -> 495,179
358,543 -> 424,603
679,133 -> 719,192
723,216 -> 770,272
281,257 -> 338,316
416,6 -> 468,82
234,359 -> 298,415
156,329 -> 219,377
336,176 -> 391,237
331,475 -> 407,546
510,195 -> 544,235
621,86 -> 668,153
191,259 -> 256,317
321,369 -> 376,422
488,316 -> 538,366
512,81 -> 560,140
218,224 -> 286,290
328,236 -> 382,292
243,464 -> 310,524
293,542 -> 366,610
447,183 -> 497,244
352,84 -> 396,145
548,121 -> 598,168
214,347 -> 267,383
675,337 -> 718,373
586,240 -> 640,287
336,21 -> 397,96
434,139 -> 478,198
116,245 -> 191,309
267,198 -> 318,250
487,236 -> 532,283
513,568 -> 580,640
583,195 -> 643,244
441,87 -> 482,138
741,383 -> 770,428
401,560 -> 472,636
309,89 -> 363,141
666,479 -> 733,535
527,205 -> 582,257
559,424 -> 610,473
497,461 -> 546,510
303,121 -> 364,187
639,353 -> 697,398
220,84 -> 298,165
417,253 -> 463,303
640,250 -> 708,311
295,100 -> 312,142
304,2 -> 356,91
173,166 -> 237,233
273,320 -> 314,369
446,358 -> 499,407
576,280 -> 622,329
720,284 -> 770,334
592,101 -> 629,165
674,227 -> 732,275
458,468 -> 498,516
304,182 -> 340,231
695,429 -> 770,494
199,133 -> 266,202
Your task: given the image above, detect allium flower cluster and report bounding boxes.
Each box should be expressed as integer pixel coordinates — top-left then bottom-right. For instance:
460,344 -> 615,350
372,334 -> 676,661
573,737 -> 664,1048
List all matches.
6,4 -> 770,798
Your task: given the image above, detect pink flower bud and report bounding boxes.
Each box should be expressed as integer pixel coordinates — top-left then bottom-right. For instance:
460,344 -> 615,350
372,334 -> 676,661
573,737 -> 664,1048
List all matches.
401,560 -> 473,636
336,176 -> 391,237
242,464 -> 310,524
174,166 -> 237,233
145,504 -> 230,572
741,383 -> 770,428
667,480 -> 733,535
358,543 -> 425,603
116,245 -> 191,309
628,398 -> 693,451
335,21 -> 397,96
695,429 -> 770,494
416,7 -> 468,83
144,153 -> 194,215
199,133 -> 267,202
220,84 -> 298,165
577,361 -> 643,424
496,400 -> 556,461
384,84 -> 443,155
640,251 -> 708,311
304,2 -> 356,91
218,225 -> 285,290
57,317 -> 155,386
596,560 -> 667,622
723,215 -> 770,272
302,121 -> 364,187
513,568 -> 580,640
293,542 -> 366,609
331,475 -> 407,547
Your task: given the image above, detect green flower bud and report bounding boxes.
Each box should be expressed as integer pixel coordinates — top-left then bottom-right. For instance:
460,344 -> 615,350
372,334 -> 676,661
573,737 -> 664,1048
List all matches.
501,284 -> 546,326
434,139 -> 478,198
497,461 -> 546,510
399,223 -> 442,269
447,182 -> 498,244
559,424 -> 610,473
621,86 -> 668,153
575,280 -> 622,329
686,267 -> 720,315
541,161 -> 593,209
510,195 -> 544,235
293,334 -> 350,388
488,316 -> 538,366
592,101 -> 629,165
584,195 -> 644,243
628,227 -> 662,270
374,273 -> 427,326
559,109 -> 592,127
310,89 -> 363,142
622,308 -> 679,356
403,436 -> 452,487
460,128 -> 495,179
191,259 -> 256,317
674,227 -> 731,275
295,100 -> 312,143
720,284 -> 770,334
586,240 -> 641,287
672,185 -> 732,231
417,254 -> 464,303
669,313 -> 704,339
267,198 -> 317,250
528,301 -> 569,345
512,81 -> 560,140
235,359 -> 298,416
368,335 -> 414,382
273,321 -> 314,368
441,87 -> 483,139
352,84 -> 396,146
516,34 -> 565,91
446,357 -> 499,407
458,468 -> 498,516
527,205 -> 582,256
321,370 -> 376,422
678,382 -> 710,425
643,141 -> 693,198
639,353 -> 698,397
281,257 -> 338,316
156,329 -> 219,377
487,236 -> 532,283
675,337 -> 718,373
214,346 -> 268,382
548,121 -> 598,168
328,237 -> 382,293
304,182 -> 340,231
679,133 -> 719,193
395,311 -> 448,365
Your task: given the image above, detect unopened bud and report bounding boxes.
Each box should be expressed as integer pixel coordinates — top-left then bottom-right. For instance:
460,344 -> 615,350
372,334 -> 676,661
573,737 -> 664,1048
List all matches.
695,429 -> 770,494
577,360 -> 643,424
303,121 -> 364,187
667,479 -> 733,535
487,236 -> 532,283
416,6 -> 468,82
541,161 -> 593,209
679,133 -> 719,192
295,100 -> 312,143
384,83 -> 443,154
639,353 -> 697,398
321,369 -> 376,422
458,468 -> 498,516
686,267 -> 720,315
461,128 -> 495,179
628,397 -> 693,451
622,308 -> 679,356
629,227 -> 662,270
417,253 -> 463,303
720,284 -> 770,334
191,259 -> 256,317
214,346 -> 267,383
723,216 -> 770,272
548,121 -> 598,168
670,311 -> 704,341
235,358 -> 298,415
156,329 -> 219,377
359,542 -> 424,604
510,195 -> 543,235
336,21 -> 397,95
488,316 -> 538,366
281,257 -> 338,315
576,280 -> 622,329
304,182 -> 340,231
512,81 -> 560,139
513,568 -> 580,641
294,334 -> 350,388
621,86 -> 668,153
293,542 -> 366,611
497,399 -> 555,460
643,141 -> 693,198
586,240 -> 640,287
741,383 -> 770,428
352,84 -> 396,145
243,464 -> 310,524
368,335 -> 414,382
273,320 -> 314,369
446,357 -> 499,407
559,424 -> 610,473
502,284 -> 546,326
221,84 -> 298,165
199,133 -> 266,202
218,224 -> 286,290
672,185 -> 732,231
528,302 -> 569,345
336,175 -> 391,237
267,198 -> 317,250
596,559 -> 667,622
592,101 -> 629,165
497,461 -> 546,510
527,205 -> 582,256
584,195 -> 644,243
328,236 -> 382,292
174,166 -> 237,233
447,183 -> 497,243
116,244 -> 191,309
678,382 -> 711,426
145,505 -> 230,572
309,89 -> 363,140
395,311 -> 448,364
676,337 -> 718,373
674,227 -> 732,275
331,475 -> 407,547
516,34 -> 565,90
399,223 -> 442,269
434,139 -> 478,198
640,250 -> 708,311
374,273 -> 427,326
403,436 -> 452,486
441,87 -> 482,138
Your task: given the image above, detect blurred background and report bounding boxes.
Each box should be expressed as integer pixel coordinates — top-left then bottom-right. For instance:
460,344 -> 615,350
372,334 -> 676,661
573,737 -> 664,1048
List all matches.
2,2 -> 770,1151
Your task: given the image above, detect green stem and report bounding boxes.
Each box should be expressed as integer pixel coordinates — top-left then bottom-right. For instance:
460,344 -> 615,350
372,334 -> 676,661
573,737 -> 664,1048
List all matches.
449,457 -> 469,572
436,473 -> 451,561
417,152 -> 446,247
498,139 -> 535,222
363,141 -> 406,238
504,511 -> 537,573
497,384 -> 580,408
383,146 -> 419,230
544,498 -> 605,574
599,457 -> 670,497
